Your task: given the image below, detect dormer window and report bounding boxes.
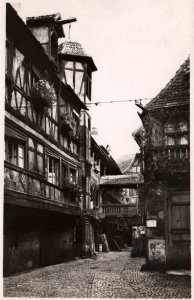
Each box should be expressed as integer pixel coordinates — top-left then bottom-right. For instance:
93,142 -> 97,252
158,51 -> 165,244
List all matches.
59,41 -> 97,103
62,60 -> 85,102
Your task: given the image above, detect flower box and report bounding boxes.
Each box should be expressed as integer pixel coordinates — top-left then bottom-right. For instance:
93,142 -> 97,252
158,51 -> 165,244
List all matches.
61,113 -> 74,131
31,80 -> 56,108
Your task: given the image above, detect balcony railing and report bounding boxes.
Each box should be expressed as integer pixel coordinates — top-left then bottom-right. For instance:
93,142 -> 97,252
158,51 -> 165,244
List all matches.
31,80 -> 56,108
145,145 -> 190,173
4,162 -> 80,207
101,204 -> 138,217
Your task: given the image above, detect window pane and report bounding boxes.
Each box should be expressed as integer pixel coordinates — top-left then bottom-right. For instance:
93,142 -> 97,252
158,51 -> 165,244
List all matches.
75,71 -> 84,94
37,154 -> 43,175
37,144 -> 43,154
178,121 -> 188,133
65,69 -> 74,88
70,169 -> 76,184
164,136 -> 175,145
18,146 -> 24,168
28,138 -> 35,148
165,123 -> 175,134
28,150 -> 35,171
178,134 -> 188,145
47,156 -> 59,185
75,62 -> 84,70
65,61 -> 73,68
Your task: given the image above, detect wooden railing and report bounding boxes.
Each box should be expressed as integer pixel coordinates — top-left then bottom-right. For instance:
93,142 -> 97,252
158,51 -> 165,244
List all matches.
4,162 -> 80,207
145,145 -> 189,173
101,204 -> 138,217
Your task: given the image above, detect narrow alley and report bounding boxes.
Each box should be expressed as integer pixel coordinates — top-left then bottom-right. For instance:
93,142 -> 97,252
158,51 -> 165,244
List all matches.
4,249 -> 191,298
4,2 -> 191,298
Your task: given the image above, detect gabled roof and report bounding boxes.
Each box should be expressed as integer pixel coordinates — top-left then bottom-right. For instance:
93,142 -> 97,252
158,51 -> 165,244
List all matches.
123,153 -> 140,175
27,13 -> 65,38
91,137 -> 121,175
100,174 -> 144,187
59,41 -> 97,72
6,3 -> 57,72
146,58 -> 190,110
6,4 -> 87,112
27,13 -> 61,22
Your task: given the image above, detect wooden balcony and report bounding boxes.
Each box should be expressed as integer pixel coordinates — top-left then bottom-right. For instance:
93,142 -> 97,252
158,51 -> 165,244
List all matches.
4,162 -> 80,210
145,145 -> 189,174
101,204 -> 139,217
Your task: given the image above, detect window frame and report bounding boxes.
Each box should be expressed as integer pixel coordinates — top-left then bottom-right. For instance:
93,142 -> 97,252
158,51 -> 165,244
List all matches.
5,138 -> 26,169
45,153 -> 60,186
164,119 -> 189,146
28,137 -> 44,175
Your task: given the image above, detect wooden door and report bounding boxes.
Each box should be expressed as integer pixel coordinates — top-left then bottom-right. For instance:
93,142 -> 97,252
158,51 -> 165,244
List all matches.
167,191 -> 190,268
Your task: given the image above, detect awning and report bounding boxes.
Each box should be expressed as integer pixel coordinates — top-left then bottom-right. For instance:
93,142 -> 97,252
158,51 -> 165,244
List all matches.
5,125 -> 26,141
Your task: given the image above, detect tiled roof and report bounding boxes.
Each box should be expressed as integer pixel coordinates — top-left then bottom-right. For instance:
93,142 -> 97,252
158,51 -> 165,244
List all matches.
146,58 -> 190,110
59,41 -> 97,71
100,174 -> 144,187
26,13 -> 65,38
59,41 -> 88,57
27,13 -> 61,22
91,137 -> 121,175
123,154 -> 141,175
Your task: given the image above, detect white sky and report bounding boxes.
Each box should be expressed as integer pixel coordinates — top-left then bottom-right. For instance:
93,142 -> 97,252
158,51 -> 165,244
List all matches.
8,0 -> 193,159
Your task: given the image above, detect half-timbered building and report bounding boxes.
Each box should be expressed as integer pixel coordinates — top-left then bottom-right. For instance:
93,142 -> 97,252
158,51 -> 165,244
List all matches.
4,4 -> 92,275
136,58 -> 190,269
58,41 -> 98,256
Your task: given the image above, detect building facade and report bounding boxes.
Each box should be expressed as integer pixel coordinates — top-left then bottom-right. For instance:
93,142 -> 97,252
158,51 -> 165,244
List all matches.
4,4 -> 97,275
135,58 -> 190,269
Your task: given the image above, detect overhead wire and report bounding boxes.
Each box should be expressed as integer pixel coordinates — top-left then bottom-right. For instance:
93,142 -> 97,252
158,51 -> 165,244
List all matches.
12,97 -> 152,108
85,97 -> 152,106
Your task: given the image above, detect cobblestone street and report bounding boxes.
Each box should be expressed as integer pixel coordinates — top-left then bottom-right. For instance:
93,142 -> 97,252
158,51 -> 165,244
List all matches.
4,249 -> 191,298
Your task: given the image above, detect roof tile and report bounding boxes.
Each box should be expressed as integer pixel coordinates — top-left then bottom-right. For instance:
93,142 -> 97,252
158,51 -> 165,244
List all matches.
146,58 -> 190,110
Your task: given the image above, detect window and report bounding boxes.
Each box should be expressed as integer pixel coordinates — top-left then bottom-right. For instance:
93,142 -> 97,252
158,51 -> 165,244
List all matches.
63,60 -> 85,101
164,119 -> 189,146
5,139 -> 25,168
69,168 -> 77,184
28,138 -> 44,175
18,145 -> 24,168
46,154 -> 59,185
62,163 -> 68,184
